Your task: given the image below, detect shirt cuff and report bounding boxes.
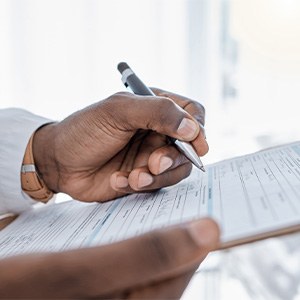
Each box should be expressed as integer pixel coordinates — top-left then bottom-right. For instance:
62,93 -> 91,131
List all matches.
0,108 -> 53,215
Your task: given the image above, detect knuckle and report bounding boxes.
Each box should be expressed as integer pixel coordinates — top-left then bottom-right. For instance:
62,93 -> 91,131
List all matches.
113,91 -> 132,99
105,91 -> 133,105
103,92 -> 129,107
159,97 -> 176,111
105,92 -> 133,107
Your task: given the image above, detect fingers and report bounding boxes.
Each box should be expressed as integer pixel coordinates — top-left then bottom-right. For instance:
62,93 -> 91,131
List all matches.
148,145 -> 189,175
110,162 -> 192,193
151,87 -> 206,125
105,92 -> 200,142
150,88 -> 208,156
110,140 -> 203,193
128,163 -> 192,191
74,218 -> 220,297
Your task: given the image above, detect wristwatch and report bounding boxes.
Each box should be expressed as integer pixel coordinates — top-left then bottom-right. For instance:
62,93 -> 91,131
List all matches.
21,134 -> 53,202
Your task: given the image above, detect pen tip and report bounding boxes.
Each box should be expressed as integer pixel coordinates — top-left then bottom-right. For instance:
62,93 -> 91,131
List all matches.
200,166 -> 206,172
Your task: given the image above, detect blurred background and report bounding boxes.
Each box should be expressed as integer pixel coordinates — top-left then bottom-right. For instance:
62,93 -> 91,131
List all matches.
1,0 -> 300,298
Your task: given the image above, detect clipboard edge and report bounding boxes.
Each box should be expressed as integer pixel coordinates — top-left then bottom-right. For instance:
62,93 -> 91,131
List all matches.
219,223 -> 300,250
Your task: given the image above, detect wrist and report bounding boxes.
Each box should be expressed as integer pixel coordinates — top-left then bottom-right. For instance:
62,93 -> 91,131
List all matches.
32,122 -> 60,194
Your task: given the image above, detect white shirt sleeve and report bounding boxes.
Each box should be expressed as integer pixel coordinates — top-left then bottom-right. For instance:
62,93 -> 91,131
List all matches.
0,108 -> 53,215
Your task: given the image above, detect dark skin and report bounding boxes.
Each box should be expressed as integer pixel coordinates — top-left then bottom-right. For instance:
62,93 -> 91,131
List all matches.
33,88 -> 208,201
0,218 -> 219,298
0,88 -> 219,298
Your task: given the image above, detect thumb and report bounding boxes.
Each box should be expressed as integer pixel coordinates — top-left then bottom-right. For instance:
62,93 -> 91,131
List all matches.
106,92 -> 201,141
77,217 -> 220,297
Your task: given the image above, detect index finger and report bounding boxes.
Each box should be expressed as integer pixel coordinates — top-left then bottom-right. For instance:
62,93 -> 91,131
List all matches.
151,87 -> 206,127
151,88 -> 208,156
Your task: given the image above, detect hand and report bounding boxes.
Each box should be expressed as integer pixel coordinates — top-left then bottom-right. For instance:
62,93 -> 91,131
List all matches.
0,218 -> 219,298
33,88 -> 208,202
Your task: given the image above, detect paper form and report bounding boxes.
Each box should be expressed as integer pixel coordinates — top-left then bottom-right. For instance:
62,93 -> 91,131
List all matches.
0,142 -> 300,257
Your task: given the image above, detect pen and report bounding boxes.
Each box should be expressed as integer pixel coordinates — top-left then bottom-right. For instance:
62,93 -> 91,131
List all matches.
117,62 -> 205,172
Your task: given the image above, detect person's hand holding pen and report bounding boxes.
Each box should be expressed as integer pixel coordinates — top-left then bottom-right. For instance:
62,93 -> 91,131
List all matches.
32,88 -> 208,202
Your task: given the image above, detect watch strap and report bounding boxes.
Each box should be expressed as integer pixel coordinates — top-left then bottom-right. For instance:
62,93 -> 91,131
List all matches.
21,134 -> 53,202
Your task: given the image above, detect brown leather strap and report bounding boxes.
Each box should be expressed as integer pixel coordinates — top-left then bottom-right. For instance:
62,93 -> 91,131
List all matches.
21,134 -> 53,202
0,215 -> 17,230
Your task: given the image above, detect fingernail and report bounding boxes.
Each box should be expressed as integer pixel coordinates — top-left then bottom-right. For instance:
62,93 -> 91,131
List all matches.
187,218 -> 220,250
138,172 -> 154,188
177,118 -> 199,140
159,156 -> 173,174
115,176 -> 129,188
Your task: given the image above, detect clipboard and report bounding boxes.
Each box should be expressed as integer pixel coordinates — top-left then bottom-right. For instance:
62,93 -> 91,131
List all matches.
220,223 -> 300,249
1,141 -> 300,257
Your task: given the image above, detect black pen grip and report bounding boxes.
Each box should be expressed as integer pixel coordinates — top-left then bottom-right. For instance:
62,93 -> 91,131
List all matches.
126,73 -> 155,96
